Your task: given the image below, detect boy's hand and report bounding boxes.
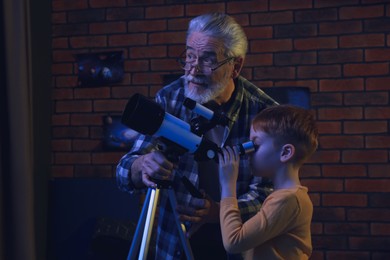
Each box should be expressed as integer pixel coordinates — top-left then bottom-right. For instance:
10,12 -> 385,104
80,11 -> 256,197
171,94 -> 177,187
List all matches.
218,146 -> 240,198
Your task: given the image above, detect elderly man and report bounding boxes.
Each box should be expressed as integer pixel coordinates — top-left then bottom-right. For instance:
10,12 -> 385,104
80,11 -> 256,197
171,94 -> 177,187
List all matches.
117,12 -> 278,259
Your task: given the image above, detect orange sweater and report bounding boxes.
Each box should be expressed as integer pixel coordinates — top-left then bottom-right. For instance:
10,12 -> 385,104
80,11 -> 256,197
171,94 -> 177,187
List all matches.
220,186 -> 313,260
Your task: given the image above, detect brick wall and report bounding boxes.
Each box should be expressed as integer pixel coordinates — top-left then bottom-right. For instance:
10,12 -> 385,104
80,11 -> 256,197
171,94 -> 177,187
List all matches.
51,0 -> 390,258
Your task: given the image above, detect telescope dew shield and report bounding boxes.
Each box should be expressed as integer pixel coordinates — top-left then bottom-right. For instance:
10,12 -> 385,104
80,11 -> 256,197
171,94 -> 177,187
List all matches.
121,93 -> 164,135
121,93 -> 203,153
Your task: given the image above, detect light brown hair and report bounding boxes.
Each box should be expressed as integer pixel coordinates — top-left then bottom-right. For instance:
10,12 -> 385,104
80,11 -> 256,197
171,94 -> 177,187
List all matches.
252,105 -> 318,166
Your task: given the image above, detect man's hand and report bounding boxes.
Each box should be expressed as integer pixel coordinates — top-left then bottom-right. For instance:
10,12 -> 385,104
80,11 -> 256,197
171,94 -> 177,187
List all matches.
132,150 -> 174,188
176,193 -> 220,238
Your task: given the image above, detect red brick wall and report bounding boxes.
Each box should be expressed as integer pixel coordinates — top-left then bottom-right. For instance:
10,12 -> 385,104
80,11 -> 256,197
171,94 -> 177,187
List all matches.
51,0 -> 390,258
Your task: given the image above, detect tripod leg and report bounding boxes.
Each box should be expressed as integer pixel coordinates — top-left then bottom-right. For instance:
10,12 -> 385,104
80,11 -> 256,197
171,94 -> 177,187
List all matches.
138,188 -> 160,260
128,188 -> 152,260
168,189 -> 194,260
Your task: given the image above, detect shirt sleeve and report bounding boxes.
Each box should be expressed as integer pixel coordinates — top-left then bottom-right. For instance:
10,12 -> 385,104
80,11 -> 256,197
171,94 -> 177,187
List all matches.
220,191 -> 300,253
115,133 -> 157,194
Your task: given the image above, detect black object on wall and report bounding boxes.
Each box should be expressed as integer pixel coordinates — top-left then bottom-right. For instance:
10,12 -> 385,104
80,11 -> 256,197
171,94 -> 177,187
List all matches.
262,86 -> 310,109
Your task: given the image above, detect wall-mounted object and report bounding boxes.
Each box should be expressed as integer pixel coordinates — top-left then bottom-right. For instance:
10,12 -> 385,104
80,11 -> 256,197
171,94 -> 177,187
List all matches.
262,86 -> 310,109
76,51 -> 124,87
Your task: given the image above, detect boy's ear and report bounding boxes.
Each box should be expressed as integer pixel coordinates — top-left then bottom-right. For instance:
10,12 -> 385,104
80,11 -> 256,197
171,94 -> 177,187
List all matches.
280,144 -> 295,162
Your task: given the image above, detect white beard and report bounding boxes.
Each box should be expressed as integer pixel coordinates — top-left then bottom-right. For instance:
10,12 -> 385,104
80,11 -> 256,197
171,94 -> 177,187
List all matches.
184,74 -> 229,104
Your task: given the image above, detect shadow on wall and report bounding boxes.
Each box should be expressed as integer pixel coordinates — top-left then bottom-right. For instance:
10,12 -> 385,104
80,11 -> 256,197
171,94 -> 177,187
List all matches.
47,178 -> 140,260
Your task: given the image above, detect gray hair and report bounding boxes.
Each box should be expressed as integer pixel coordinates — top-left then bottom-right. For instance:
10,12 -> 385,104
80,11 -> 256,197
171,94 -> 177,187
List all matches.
187,13 -> 248,59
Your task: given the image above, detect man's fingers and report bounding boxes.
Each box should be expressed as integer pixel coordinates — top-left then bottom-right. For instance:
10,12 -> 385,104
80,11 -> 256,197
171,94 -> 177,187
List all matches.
140,151 -> 176,188
176,205 -> 195,215
190,197 -> 207,208
186,223 -> 203,238
151,151 -> 174,170
142,173 -> 157,188
179,214 -> 202,223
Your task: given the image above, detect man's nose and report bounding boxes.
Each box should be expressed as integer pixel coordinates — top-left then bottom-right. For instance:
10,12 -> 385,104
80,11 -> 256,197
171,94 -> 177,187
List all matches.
188,60 -> 204,75
190,64 -> 202,74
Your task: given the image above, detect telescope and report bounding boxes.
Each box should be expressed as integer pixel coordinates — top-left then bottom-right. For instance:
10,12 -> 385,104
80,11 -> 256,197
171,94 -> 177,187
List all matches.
123,95 -> 257,260
121,93 -> 255,161
121,93 -> 221,161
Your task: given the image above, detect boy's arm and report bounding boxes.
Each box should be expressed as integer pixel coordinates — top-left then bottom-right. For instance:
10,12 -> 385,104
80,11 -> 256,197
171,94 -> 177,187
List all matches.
221,192 -> 299,253
218,146 -> 240,199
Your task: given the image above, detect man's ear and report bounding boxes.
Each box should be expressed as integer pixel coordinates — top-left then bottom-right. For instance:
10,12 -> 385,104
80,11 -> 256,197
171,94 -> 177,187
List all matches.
280,144 -> 295,163
232,57 -> 244,78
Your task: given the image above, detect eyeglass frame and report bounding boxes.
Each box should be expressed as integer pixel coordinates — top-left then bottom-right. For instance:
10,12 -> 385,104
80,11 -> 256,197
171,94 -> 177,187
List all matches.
177,49 -> 235,74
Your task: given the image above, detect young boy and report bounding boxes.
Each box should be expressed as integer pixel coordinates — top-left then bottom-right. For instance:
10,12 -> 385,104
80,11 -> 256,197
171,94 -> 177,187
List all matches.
218,105 -> 318,260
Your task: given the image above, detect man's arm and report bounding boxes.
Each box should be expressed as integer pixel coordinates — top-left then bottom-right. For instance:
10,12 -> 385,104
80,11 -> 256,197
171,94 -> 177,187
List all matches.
116,134 -> 156,193
116,138 -> 177,192
116,154 -> 139,193
237,177 -> 274,221
130,155 -> 145,189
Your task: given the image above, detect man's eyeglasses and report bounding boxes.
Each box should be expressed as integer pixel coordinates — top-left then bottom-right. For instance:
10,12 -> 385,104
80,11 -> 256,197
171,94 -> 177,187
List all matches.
177,50 -> 235,75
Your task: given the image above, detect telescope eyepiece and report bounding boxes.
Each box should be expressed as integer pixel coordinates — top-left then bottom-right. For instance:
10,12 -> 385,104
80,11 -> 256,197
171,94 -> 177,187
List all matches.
236,141 -> 255,156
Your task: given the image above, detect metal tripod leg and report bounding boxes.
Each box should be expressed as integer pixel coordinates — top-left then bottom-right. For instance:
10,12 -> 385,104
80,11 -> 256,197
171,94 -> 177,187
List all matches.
128,187 -> 159,260
166,189 -> 194,259
127,187 -> 194,260
128,188 -> 149,260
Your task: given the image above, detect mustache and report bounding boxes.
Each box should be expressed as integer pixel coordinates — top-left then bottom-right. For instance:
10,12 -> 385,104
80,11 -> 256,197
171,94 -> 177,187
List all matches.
185,75 -> 209,85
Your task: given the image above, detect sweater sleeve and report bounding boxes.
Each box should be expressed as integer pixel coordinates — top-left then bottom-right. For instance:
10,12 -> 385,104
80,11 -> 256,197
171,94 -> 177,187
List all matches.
220,190 -> 300,254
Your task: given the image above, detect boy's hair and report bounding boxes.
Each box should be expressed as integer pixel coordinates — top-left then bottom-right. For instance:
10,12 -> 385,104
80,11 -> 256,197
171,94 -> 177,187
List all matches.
252,105 -> 318,166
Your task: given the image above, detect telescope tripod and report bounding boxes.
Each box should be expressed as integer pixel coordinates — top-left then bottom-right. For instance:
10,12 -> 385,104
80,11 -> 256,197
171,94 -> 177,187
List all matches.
127,181 -> 194,260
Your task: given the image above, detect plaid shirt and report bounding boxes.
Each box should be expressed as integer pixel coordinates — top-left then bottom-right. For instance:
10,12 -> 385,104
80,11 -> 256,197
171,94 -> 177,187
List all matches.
117,75 -> 278,259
